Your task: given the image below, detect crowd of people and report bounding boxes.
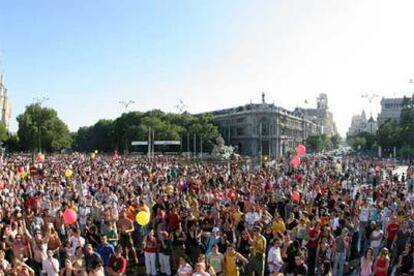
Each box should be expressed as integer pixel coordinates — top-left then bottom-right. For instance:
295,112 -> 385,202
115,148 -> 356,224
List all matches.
0,152 -> 413,276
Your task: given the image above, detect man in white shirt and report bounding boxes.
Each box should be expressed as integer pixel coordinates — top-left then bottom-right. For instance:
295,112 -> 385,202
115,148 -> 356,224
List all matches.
42,250 -> 59,276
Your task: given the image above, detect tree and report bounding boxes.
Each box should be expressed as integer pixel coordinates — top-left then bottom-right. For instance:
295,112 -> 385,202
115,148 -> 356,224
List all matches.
306,135 -> 324,152
330,133 -> 342,149
377,119 -> 401,151
17,103 -> 72,152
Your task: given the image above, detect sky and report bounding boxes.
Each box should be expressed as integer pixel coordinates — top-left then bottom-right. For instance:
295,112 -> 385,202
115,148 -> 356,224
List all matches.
2,0 -> 414,137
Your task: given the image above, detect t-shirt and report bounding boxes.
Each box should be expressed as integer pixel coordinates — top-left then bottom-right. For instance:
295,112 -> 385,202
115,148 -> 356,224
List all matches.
360,206 -> 370,222
96,244 -> 115,267
252,234 -> 266,256
108,255 -> 127,273
208,252 -> 224,273
42,258 -> 60,276
370,230 -> 383,248
386,223 -> 399,241
271,219 -> 286,234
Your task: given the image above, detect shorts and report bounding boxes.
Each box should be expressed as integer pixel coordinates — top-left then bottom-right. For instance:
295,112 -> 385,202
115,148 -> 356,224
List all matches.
120,233 -> 133,248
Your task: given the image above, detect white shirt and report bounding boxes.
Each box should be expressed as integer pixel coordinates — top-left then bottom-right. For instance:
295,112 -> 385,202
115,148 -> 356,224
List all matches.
245,212 -> 260,227
359,206 -> 370,222
370,229 -> 383,248
42,258 -> 59,276
267,246 -> 283,272
178,264 -> 193,276
68,235 -> 85,257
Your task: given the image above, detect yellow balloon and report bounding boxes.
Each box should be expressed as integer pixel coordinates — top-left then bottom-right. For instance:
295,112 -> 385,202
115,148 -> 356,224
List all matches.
91,153 -> 96,159
136,211 -> 150,226
65,169 -> 73,178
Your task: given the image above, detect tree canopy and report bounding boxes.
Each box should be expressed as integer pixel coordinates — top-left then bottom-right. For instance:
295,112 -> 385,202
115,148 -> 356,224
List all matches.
16,103 -> 72,152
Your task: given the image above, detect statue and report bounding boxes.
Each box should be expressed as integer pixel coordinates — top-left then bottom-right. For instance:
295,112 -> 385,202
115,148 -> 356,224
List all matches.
211,135 -> 238,160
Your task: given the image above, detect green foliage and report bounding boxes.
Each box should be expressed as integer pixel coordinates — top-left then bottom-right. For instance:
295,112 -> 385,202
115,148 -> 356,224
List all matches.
16,104 -> 72,152
4,134 -> 21,151
305,134 -> 335,152
72,110 -> 219,153
347,132 -> 376,152
330,133 -> 342,149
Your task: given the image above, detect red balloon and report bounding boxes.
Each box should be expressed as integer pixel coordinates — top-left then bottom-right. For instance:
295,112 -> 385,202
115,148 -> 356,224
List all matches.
62,209 -> 77,224
375,165 -> 381,172
290,156 -> 301,168
291,191 -> 301,202
295,144 -> 306,155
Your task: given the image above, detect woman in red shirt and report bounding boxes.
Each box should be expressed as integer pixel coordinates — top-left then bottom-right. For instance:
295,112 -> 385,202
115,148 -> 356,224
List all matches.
374,248 -> 390,276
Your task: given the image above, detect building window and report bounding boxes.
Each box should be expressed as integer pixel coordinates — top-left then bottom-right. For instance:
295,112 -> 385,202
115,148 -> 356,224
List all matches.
237,118 -> 245,123
236,127 -> 245,136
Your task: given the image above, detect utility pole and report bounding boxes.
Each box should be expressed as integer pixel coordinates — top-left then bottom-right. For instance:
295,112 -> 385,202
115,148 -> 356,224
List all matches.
119,100 -> 135,113
259,122 -> 263,166
118,100 -> 135,152
361,93 -> 379,118
174,100 -> 189,154
33,96 -> 49,154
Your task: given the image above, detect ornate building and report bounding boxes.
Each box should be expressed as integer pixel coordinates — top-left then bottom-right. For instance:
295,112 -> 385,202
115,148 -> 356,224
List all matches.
347,110 -> 378,137
294,93 -> 337,136
0,74 -> 11,129
377,97 -> 404,126
208,93 -> 320,157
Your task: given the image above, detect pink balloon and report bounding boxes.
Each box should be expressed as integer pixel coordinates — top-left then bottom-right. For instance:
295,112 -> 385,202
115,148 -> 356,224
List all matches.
291,191 -> 301,202
290,156 -> 301,168
295,144 -> 306,155
63,209 -> 77,224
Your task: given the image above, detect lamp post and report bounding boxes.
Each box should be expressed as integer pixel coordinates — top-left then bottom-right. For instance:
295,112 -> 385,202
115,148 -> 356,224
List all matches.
361,93 -> 379,119
33,96 -> 49,154
118,100 -> 134,152
174,100 -> 189,154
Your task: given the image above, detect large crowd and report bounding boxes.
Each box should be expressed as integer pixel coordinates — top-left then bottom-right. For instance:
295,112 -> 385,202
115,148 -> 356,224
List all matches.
0,152 -> 413,276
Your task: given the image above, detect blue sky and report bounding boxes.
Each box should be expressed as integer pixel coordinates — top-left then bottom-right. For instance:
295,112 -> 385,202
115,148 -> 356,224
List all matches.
2,0 -> 414,136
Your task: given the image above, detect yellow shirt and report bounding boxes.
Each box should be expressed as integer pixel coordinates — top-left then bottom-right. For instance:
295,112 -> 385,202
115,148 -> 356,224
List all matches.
224,252 -> 239,276
252,234 -> 266,256
272,219 -> 286,234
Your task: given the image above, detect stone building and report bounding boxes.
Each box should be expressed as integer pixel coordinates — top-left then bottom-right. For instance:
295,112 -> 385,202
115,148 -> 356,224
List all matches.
294,93 -> 337,136
0,74 -> 11,129
209,93 -> 320,157
347,110 -> 378,137
377,97 -> 404,126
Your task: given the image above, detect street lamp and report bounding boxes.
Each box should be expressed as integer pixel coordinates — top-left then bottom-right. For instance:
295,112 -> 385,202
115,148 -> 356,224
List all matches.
119,100 -> 135,113
118,100 -> 135,152
174,100 -> 190,154
361,93 -> 379,118
33,96 -> 49,153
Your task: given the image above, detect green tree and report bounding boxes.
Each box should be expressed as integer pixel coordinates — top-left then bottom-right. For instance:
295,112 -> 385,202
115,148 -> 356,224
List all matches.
377,119 -> 401,151
350,136 -> 367,151
17,103 -> 72,152
330,133 -> 342,149
306,134 -> 324,152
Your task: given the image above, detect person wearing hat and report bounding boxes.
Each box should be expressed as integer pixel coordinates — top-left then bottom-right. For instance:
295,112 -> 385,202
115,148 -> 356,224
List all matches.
245,226 -> 266,276
205,227 -> 220,255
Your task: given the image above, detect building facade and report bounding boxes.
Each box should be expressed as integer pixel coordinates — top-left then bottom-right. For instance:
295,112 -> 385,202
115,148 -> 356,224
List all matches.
294,93 -> 337,136
209,94 -> 320,157
347,110 -> 378,137
377,97 -> 403,126
0,74 -> 11,129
